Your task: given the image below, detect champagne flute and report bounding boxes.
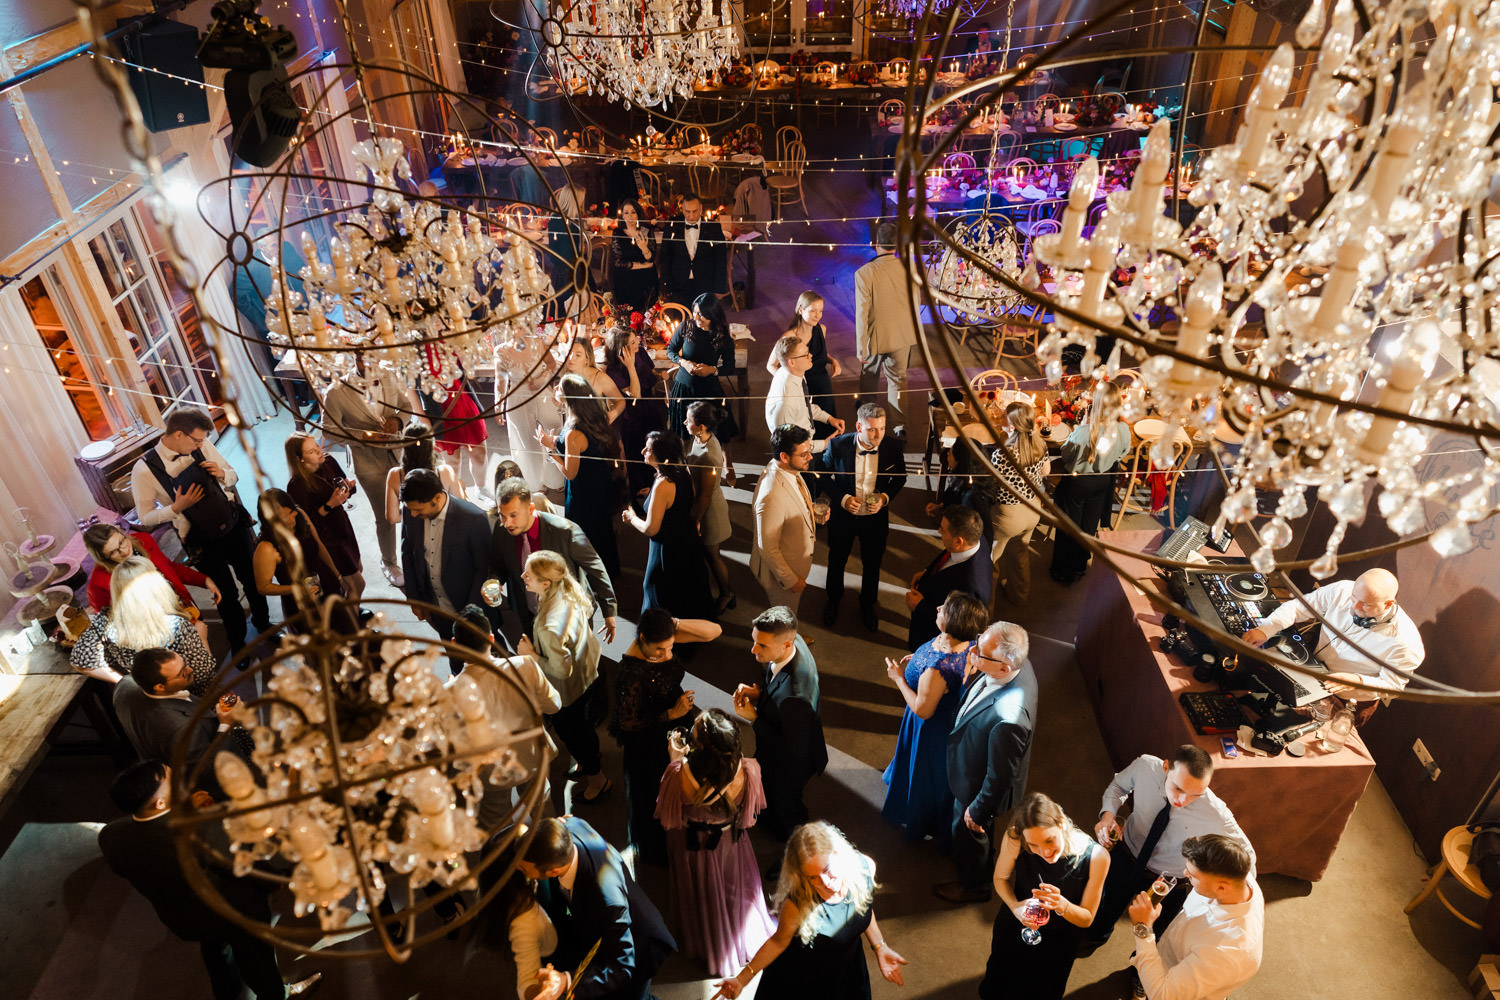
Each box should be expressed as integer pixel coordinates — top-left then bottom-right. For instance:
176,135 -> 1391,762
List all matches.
1020,898 -> 1050,945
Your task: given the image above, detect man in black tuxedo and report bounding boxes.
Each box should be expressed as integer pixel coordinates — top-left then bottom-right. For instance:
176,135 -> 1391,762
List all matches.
905,504 -> 992,651
491,476 -> 617,645
658,192 -> 726,305
733,606 -> 828,840
97,760 -> 321,999
518,816 -> 676,1000
935,620 -> 1039,904
399,468 -> 494,668
814,402 -> 906,631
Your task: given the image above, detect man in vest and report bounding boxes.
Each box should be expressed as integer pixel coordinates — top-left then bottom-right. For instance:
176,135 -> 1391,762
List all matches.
130,407 -> 269,653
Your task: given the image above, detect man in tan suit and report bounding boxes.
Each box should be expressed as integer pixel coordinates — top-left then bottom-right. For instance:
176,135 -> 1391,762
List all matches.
751,424 -> 830,613
855,221 -> 920,437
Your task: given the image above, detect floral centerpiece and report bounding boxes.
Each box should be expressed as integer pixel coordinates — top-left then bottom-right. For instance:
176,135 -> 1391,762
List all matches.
1073,90 -> 1126,127
787,49 -> 815,69
721,61 -> 752,88
639,193 -> 683,223
720,124 -> 762,157
584,201 -> 616,235
848,61 -> 879,86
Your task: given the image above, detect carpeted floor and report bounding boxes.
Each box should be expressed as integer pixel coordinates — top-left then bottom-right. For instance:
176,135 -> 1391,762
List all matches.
0,163 -> 1484,999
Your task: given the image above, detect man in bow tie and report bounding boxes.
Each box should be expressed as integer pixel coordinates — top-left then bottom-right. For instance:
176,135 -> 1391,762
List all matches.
660,192 -> 727,306
813,403 -> 906,630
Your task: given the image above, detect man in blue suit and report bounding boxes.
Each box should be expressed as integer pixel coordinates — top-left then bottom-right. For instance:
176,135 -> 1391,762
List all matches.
733,605 -> 828,840
518,815 -> 676,1000
935,620 -> 1038,904
905,504 -> 992,651
399,468 -> 495,671
814,402 -> 907,631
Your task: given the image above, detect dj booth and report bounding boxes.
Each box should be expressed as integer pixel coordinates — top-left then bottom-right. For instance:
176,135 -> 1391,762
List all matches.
1075,529 -> 1376,882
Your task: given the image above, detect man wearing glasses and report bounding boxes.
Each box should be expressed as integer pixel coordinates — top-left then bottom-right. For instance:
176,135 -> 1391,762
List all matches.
765,334 -> 844,452
935,621 -> 1038,904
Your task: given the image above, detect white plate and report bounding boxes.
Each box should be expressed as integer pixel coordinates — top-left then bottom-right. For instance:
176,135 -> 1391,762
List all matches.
1054,113 -> 1076,123
1128,122 -> 1151,131
1020,185 -> 1046,200
887,124 -> 904,133
731,152 -> 755,162
79,439 -> 116,461
1052,122 -> 1079,132
506,156 -> 528,166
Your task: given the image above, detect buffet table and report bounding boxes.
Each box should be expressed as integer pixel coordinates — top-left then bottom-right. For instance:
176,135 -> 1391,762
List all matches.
1074,529 -> 1375,882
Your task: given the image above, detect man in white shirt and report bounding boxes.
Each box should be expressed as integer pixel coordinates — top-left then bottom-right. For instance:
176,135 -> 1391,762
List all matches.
130,406 -> 269,651
1129,834 -> 1264,1000
765,335 -> 844,452
1086,746 -> 1253,950
750,424 -> 831,614
1242,568 -> 1424,697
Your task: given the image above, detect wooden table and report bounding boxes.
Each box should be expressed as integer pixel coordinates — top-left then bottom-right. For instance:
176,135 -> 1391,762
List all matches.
1074,528 -> 1376,882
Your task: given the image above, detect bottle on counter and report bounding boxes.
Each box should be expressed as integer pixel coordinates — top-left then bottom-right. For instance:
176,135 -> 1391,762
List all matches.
1320,699 -> 1356,753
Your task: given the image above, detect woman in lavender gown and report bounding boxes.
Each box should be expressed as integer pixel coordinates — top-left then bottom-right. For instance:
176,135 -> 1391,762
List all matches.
656,708 -> 776,978
881,591 -> 989,844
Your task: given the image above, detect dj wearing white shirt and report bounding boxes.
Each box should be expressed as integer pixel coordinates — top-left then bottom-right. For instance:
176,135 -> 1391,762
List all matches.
1241,568 -> 1424,697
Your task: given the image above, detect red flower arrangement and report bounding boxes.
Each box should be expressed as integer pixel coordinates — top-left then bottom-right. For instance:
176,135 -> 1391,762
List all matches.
847,62 -> 879,86
719,124 -> 762,157
721,62 -> 752,88
787,49 -> 815,68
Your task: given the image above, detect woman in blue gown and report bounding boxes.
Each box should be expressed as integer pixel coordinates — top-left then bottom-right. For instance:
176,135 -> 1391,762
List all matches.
881,591 -> 989,843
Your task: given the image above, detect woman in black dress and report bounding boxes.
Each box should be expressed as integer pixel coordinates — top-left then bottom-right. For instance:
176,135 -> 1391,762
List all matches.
610,199 -> 659,310
768,290 -> 843,432
603,322 -> 667,496
284,431 -> 364,599
608,607 -> 719,865
621,430 -> 712,619
666,292 -> 738,444
980,791 -> 1110,1000
538,373 -> 622,582
251,488 -> 347,630
714,821 -> 907,1000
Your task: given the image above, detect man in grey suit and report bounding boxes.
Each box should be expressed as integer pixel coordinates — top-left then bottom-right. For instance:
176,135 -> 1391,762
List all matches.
750,424 -> 830,615
320,357 -> 405,585
399,468 -> 494,670
113,648 -> 234,767
935,620 -> 1038,904
855,221 -> 920,436
491,476 -> 617,645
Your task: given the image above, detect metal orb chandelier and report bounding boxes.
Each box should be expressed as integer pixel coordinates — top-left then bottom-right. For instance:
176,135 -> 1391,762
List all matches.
171,597 -> 554,961
903,0 -> 1500,583
535,0 -> 743,108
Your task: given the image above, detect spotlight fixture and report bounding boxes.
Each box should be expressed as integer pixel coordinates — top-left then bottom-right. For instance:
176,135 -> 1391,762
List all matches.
198,0 -> 301,167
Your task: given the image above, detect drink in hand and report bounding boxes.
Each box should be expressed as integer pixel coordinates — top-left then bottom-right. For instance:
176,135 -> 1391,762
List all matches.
1020,898 -> 1050,945
1148,873 -> 1178,905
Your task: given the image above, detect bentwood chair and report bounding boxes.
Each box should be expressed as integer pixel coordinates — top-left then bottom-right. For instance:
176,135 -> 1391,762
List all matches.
767,140 -> 807,218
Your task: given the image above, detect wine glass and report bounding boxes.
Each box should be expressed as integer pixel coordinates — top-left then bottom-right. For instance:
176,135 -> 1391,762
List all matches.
1020,898 -> 1050,945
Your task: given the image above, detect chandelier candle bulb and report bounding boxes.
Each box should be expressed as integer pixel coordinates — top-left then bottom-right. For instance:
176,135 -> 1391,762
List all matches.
1168,264 -> 1224,391
382,255 -> 402,303
1311,238 -> 1365,338
1057,157 -> 1100,254
1354,343 -> 1426,464
1124,121 -> 1171,248
1366,122 -> 1420,223
1234,43 -> 1295,176
289,815 -> 342,893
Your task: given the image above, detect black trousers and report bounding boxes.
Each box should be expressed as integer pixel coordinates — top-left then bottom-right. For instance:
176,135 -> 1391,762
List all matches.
620,729 -> 669,865
824,509 -> 889,609
199,932 -> 284,1000
195,513 -> 271,650
760,762 -> 813,841
1086,844 -> 1190,943
1049,475 -> 1114,581
951,799 -> 993,892
548,679 -> 603,776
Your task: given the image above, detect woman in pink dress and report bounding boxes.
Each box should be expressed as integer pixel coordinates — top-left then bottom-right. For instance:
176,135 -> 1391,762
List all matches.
656,708 -> 776,978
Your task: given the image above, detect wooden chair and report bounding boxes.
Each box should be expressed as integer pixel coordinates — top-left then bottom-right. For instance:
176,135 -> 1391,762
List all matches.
1111,427 -> 1193,529
767,140 -> 807,218
689,161 -> 721,202
532,125 -> 558,149
679,124 -> 709,149
581,125 -> 604,151
887,58 -> 910,79
659,301 -> 690,332
637,168 -> 662,206
775,125 -> 804,163
970,368 -> 1019,397
1060,136 -> 1091,159
879,98 -> 906,125
1405,826 -> 1494,930
588,233 -> 612,288
943,151 -> 977,172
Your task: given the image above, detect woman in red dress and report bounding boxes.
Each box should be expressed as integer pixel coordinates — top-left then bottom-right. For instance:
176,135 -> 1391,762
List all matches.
427,368 -> 490,500
82,523 -> 219,614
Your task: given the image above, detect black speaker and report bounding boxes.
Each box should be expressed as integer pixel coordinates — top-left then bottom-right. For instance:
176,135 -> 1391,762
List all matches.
116,17 -> 211,133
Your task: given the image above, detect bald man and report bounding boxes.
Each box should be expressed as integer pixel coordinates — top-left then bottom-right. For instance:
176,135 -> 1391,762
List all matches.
1241,568 -> 1424,696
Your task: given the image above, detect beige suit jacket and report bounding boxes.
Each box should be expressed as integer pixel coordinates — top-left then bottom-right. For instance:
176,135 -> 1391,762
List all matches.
854,252 -> 920,359
750,463 -> 815,591
532,595 -> 601,706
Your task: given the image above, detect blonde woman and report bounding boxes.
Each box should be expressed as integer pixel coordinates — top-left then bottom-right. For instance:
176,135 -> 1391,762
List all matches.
560,336 -> 627,423
768,290 -> 843,428
1049,380 -> 1127,585
981,792 -> 1108,1000
989,401 -> 1051,605
70,555 -> 216,696
712,821 -> 907,999
517,549 -> 610,803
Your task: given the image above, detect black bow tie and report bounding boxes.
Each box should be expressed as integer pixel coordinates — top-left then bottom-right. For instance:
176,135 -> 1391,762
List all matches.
684,223 -> 699,230
858,449 -> 879,456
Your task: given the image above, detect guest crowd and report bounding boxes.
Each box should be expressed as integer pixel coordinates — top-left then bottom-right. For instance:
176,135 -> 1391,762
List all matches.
75,212 -> 1266,1000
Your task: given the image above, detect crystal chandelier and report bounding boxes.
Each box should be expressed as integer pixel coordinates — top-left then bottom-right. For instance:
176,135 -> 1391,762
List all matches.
905,0 -> 1500,577
264,138 -> 554,399
538,0 -> 741,108
932,212 -> 1028,327
174,602 -> 553,960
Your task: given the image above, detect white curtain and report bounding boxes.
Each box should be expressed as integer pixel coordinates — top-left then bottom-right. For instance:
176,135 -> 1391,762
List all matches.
0,286 -> 97,615
162,156 -> 276,424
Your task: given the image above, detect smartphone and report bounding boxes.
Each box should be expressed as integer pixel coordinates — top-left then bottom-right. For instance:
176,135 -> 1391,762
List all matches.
1219,735 -> 1238,759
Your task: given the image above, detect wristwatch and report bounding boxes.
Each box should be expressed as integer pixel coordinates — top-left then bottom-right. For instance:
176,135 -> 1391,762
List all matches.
1132,922 -> 1152,940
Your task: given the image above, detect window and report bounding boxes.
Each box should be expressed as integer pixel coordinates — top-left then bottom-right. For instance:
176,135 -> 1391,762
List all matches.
19,271 -> 114,439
